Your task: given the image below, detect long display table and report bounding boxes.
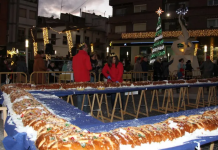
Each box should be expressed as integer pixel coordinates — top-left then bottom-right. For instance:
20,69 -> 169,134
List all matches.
1,82 -> 218,150
28,82 -> 218,96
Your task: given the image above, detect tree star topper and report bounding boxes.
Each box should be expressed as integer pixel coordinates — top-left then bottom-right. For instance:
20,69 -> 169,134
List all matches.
156,7 -> 164,16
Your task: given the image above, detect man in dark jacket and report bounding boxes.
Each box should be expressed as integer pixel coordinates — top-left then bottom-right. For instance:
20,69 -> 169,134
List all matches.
141,57 -> 149,80
16,56 -> 27,83
213,60 -> 218,77
0,57 -> 8,86
153,58 -> 162,81
90,53 -> 98,82
72,43 -> 92,113
199,56 -> 214,78
162,58 -> 174,80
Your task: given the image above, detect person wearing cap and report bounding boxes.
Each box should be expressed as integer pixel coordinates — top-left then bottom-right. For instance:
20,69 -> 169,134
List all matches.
73,43 -> 92,113
199,56 -> 214,78
102,54 -> 124,108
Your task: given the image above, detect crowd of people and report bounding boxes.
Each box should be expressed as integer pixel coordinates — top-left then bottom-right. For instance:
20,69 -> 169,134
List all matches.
72,43 -> 124,112
0,55 -> 27,86
1,44 -> 218,112
150,55 -> 218,81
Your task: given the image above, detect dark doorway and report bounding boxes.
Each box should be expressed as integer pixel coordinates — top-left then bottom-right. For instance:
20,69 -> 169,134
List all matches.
120,47 -> 131,62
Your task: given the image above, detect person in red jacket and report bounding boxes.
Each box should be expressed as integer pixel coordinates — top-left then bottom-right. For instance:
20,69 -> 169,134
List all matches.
72,43 -> 92,112
73,43 -> 92,82
102,55 -> 124,108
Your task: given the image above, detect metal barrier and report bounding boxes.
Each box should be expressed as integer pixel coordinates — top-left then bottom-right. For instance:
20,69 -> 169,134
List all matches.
170,70 -> 202,80
192,70 -> 202,79
30,71 -> 96,84
0,72 -> 27,87
98,71 -> 154,82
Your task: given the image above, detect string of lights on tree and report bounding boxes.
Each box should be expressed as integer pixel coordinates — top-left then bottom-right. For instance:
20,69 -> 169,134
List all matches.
150,7 -> 165,64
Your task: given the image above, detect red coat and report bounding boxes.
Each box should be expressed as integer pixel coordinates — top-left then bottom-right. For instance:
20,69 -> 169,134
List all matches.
102,62 -> 123,82
72,50 -> 92,82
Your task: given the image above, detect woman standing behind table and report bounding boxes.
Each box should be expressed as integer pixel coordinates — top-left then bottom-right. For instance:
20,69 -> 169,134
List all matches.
102,55 -> 124,109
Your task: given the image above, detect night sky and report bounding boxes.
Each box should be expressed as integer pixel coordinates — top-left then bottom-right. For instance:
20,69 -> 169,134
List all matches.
38,0 -> 112,18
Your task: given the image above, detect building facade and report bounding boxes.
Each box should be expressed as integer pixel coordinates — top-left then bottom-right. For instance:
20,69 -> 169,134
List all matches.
109,0 -> 218,64
0,0 -> 9,55
8,0 -> 38,57
37,12 -> 109,58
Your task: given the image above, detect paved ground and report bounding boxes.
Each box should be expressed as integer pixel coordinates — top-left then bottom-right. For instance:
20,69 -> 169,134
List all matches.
1,87 -> 218,149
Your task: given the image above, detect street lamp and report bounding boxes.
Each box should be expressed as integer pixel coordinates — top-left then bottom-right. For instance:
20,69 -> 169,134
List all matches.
127,51 -> 129,56
204,45 -> 207,61
106,47 -> 109,56
168,53 -> 170,61
25,39 -> 29,70
167,13 -> 170,17
16,49 -> 19,54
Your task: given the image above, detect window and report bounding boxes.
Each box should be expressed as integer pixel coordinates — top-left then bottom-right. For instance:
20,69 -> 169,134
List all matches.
120,47 -> 131,63
18,28 -> 26,42
28,28 -> 32,38
115,8 -> 127,16
134,4 -> 147,13
208,0 -> 218,6
164,22 -> 176,31
63,36 -> 67,45
51,34 -> 56,45
165,3 -> 176,11
76,35 -> 80,44
140,47 -> 151,56
207,18 -> 218,28
178,2 -> 189,7
85,36 -> 89,44
96,38 -> 100,48
19,8 -> 27,18
29,10 -> 36,19
96,38 -> 100,43
115,26 -> 126,33
133,23 -> 146,31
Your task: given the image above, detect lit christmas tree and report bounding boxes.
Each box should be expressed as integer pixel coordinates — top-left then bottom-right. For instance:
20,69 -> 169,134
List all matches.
150,7 -> 165,63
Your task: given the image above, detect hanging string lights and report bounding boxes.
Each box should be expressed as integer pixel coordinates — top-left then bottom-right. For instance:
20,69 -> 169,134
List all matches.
65,30 -> 73,56
31,28 -> 38,56
49,27 -> 74,55
42,27 -> 49,47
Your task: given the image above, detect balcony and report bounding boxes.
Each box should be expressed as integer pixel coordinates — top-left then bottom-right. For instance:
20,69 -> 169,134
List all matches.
109,0 -> 133,6
109,11 -> 154,24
